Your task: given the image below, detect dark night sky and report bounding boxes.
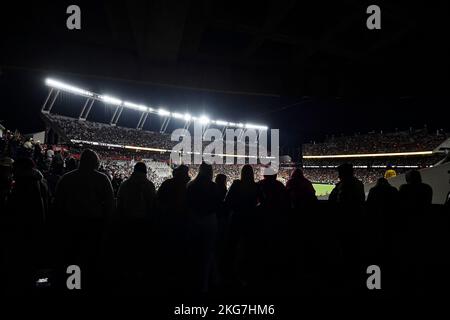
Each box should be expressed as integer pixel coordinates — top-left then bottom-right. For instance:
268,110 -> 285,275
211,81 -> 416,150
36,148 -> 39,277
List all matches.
1,69 -> 448,148
1,1 -> 449,148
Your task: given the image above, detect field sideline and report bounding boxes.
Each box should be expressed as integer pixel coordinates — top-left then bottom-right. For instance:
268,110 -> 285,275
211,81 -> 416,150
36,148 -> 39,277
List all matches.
312,183 -> 335,197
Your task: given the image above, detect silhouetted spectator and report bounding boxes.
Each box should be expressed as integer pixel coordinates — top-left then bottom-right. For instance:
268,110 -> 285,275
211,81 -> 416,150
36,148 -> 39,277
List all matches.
257,166 -> 289,212
33,143 -> 45,171
52,154 -> 65,176
54,149 -> 114,221
111,174 -> 122,196
64,156 -> 77,172
8,157 -> 48,224
399,170 -> 433,212
224,164 -> 259,286
366,178 -> 399,260
53,149 -> 114,290
329,163 -> 365,207
187,162 -> 221,218
115,162 -> 156,289
328,163 -> 365,290
286,168 -> 317,209
367,178 -> 399,213
215,173 -> 227,201
157,164 -> 190,214
117,162 -> 156,220
6,157 -> 48,292
256,167 -> 290,292
186,162 -> 221,292
155,164 -> 190,291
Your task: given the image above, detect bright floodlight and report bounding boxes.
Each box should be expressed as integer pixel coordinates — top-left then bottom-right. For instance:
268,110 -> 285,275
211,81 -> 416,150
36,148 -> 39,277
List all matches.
158,108 -> 170,116
45,78 -> 93,97
245,123 -> 268,130
198,115 -> 210,124
215,120 -> 229,126
124,101 -> 147,112
101,95 -> 122,105
172,112 -> 184,119
44,78 -> 270,130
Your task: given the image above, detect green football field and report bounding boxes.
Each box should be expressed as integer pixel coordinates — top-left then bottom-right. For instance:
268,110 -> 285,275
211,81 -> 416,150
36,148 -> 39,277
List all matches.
313,183 -> 335,197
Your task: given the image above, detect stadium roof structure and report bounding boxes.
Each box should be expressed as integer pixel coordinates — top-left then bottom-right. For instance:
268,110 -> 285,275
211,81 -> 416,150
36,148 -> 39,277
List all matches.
4,2 -> 447,97
42,78 -> 268,132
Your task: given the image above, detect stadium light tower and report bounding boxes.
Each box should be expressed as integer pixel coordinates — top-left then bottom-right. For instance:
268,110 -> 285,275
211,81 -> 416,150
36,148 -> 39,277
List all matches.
171,112 -> 184,119
43,77 -> 269,130
215,120 -> 229,126
198,115 -> 210,125
45,78 -> 93,97
100,95 -> 122,105
158,108 -> 171,116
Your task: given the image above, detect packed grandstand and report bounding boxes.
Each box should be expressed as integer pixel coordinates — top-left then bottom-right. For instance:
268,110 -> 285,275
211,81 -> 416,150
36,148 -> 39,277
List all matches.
2,112 -> 448,197
2,81 -> 450,296
21,78 -> 444,193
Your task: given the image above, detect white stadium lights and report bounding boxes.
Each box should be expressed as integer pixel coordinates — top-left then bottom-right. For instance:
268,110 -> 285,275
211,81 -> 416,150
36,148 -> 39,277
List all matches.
100,95 -> 122,105
158,108 -> 171,116
124,101 -> 148,112
198,115 -> 210,124
245,123 -> 268,130
44,78 -> 269,129
303,150 -> 434,159
215,120 -> 229,126
45,78 -> 93,97
171,112 -> 184,119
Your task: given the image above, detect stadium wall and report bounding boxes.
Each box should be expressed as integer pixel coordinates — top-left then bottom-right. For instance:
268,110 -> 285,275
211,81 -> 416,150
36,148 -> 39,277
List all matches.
363,161 -> 450,204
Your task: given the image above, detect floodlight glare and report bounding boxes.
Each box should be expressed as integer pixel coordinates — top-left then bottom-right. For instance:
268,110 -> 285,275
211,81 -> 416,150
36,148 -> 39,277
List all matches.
245,123 -> 268,130
124,101 -> 147,112
158,108 -> 170,116
101,95 -> 122,105
215,120 -> 229,126
172,112 -> 184,119
198,116 -> 210,124
44,77 -> 270,130
45,78 -> 93,97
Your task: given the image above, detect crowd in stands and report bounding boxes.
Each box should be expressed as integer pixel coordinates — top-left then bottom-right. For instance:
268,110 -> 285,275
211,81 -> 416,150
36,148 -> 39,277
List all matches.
49,114 -> 176,150
303,129 -> 448,156
47,114 -> 450,186
303,155 -> 444,168
49,114 -> 254,152
2,125 -> 450,296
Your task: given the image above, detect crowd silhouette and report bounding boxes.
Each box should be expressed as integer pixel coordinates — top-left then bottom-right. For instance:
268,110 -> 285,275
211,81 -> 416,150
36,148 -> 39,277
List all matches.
1,148 -> 449,296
